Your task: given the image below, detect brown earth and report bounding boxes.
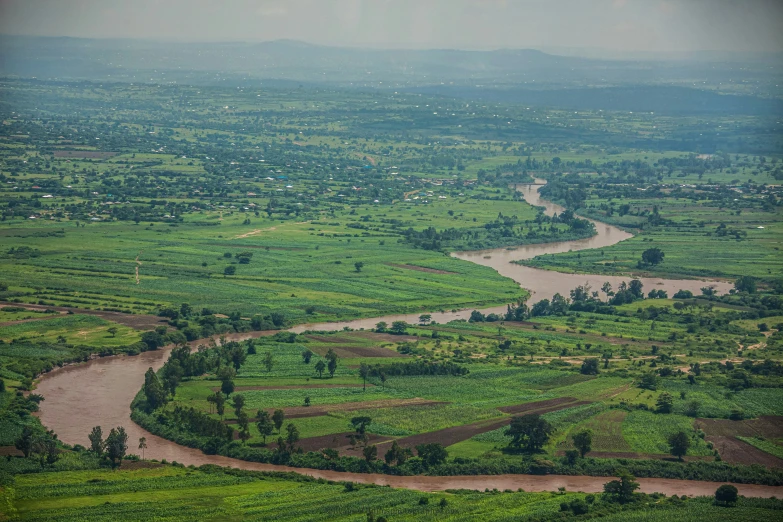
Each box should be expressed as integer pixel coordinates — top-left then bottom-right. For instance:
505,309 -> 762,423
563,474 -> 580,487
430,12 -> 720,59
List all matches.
387,263 -> 457,275
707,436 -> 783,468
384,398 -> 591,451
695,416 -> 783,467
0,301 -> 166,330
53,150 -> 118,159
696,416 -> 783,439
270,432 -> 392,454
0,446 -> 24,457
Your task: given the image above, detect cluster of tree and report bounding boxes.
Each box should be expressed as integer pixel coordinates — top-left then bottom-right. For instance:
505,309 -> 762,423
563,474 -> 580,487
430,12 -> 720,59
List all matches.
86,425 -> 129,468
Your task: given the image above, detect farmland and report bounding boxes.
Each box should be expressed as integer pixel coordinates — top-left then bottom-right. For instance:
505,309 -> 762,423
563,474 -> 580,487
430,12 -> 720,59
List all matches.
7,462 -> 783,522
1,34 -> 782,520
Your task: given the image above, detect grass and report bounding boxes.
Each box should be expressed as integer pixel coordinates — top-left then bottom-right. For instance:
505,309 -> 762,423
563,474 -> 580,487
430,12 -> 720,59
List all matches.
0,314 -> 140,346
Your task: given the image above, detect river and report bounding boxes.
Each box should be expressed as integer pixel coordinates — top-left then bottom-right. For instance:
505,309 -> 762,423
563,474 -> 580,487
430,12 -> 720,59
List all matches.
35,183 -> 763,497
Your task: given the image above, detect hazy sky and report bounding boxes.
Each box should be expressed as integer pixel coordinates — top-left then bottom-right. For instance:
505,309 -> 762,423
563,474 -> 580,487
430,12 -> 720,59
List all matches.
1,0 -> 782,53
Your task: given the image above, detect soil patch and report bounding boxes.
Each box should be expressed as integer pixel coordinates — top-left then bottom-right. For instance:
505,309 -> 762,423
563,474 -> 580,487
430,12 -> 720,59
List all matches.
271,432 -> 392,454
0,446 -> 24,457
393,399 -> 591,450
696,416 -> 783,439
708,436 -> 783,468
387,263 -> 457,275
53,150 -> 118,159
0,301 -> 166,330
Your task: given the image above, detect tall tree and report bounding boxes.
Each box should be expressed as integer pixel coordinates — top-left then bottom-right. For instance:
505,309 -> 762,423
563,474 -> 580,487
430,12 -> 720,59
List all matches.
256,411 -> 274,444
272,409 -> 285,433
285,423 -> 300,452
668,431 -> 690,461
359,363 -> 370,391
603,471 -> 639,504
363,444 -> 378,463
232,394 -> 246,417
505,414 -> 553,452
572,429 -> 593,457
315,359 -> 326,378
88,426 -> 104,456
143,368 -> 167,410
105,426 -> 128,469
138,437 -> 147,460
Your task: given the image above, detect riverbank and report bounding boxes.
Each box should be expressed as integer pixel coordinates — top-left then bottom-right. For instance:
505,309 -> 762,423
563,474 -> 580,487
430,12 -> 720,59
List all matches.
33,182 -> 748,495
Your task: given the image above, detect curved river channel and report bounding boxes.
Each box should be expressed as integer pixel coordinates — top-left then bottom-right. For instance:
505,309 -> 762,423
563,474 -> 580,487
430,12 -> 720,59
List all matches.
36,183 -> 769,497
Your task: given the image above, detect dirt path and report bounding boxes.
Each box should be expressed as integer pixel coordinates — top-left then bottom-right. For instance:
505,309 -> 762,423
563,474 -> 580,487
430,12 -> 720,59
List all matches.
232,221 -> 308,240
135,251 -> 143,284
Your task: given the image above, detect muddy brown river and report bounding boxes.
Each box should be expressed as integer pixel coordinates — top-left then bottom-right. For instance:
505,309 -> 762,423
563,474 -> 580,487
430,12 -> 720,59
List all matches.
36,183 -> 765,496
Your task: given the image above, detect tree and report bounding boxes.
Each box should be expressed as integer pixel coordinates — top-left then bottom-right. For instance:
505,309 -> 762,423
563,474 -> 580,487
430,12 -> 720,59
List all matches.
685,400 -> 700,417
363,444 -> 378,463
668,431 -> 690,461
141,331 -> 164,350
285,423 -> 300,451
379,372 -> 387,389
301,349 -> 313,364
629,279 -> 644,299
351,416 -> 372,435
256,411 -> 274,444
735,275 -> 756,294
15,425 -> 34,458
375,321 -> 388,332
315,359 -> 326,378
224,265 -> 236,276
272,409 -> 285,433
138,437 -> 147,460
603,471 -> 639,504
327,358 -> 338,377
601,282 -> 614,297
390,321 -> 408,335
418,314 -> 432,325
213,392 -> 226,419
237,411 -> 251,445
715,484 -> 739,506
105,426 -> 128,468
639,372 -> 658,391
263,352 -> 274,372
221,379 -> 235,397
107,326 -> 118,338
416,443 -> 448,467
232,394 -> 245,417
384,440 -> 410,466
641,248 -> 665,265
572,429 -> 593,457
143,368 -> 167,410
656,392 -> 674,413
359,363 -> 370,391
580,358 -> 599,375
505,414 -> 553,452
88,426 -> 104,456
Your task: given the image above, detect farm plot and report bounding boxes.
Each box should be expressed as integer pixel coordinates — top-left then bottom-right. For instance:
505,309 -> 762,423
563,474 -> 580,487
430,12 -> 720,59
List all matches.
622,411 -> 713,456
0,314 -> 140,346
559,409 -> 632,453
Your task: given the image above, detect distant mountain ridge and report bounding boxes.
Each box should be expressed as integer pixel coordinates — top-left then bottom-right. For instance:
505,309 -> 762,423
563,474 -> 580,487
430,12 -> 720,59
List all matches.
3,35 -> 776,89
